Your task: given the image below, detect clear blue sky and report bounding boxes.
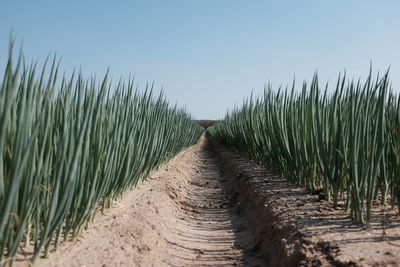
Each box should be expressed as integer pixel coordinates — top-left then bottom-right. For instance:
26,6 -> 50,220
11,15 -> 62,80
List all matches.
1,0 -> 399,119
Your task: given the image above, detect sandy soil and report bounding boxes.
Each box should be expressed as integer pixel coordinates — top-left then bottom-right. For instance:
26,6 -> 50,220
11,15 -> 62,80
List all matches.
210,135 -> 400,267
27,135 -> 264,267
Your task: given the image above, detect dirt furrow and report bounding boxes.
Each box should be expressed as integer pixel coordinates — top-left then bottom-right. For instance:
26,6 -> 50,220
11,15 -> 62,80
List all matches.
29,135 -> 263,267
162,140 -> 261,266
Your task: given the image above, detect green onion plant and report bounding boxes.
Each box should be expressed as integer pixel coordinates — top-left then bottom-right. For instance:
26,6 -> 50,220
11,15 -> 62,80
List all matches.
211,70 -> 399,224
0,40 -> 203,265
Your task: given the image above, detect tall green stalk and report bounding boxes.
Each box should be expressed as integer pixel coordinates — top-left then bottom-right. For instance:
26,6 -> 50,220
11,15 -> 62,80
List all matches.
211,70 -> 397,224
0,43 -> 203,265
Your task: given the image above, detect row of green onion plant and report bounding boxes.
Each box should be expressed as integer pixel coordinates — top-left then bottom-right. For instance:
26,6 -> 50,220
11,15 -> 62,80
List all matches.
210,70 -> 400,224
0,42 -> 203,265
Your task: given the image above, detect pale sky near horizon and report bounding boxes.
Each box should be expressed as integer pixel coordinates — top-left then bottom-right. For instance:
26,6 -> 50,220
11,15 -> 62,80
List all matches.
1,1 -> 399,119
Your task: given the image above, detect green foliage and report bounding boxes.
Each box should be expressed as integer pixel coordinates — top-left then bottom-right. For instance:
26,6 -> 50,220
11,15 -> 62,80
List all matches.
0,41 -> 203,265
211,70 -> 400,224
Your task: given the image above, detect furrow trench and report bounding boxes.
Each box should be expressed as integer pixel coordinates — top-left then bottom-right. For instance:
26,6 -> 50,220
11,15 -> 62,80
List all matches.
31,135 -> 263,267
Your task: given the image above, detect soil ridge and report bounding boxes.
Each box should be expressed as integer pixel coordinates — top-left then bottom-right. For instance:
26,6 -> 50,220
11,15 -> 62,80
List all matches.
209,133 -> 400,267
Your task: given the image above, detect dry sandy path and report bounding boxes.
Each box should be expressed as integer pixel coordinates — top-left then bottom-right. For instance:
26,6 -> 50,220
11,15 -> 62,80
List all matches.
31,136 -> 263,267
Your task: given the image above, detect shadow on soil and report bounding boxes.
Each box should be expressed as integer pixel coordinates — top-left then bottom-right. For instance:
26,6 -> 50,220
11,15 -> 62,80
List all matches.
206,131 -> 400,267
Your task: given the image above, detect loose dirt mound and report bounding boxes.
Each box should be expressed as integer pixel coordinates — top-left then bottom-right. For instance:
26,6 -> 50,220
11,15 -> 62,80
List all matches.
209,134 -> 400,267
29,135 -> 263,267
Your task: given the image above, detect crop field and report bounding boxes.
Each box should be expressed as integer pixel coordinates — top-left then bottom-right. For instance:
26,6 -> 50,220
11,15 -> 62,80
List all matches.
0,14 -> 400,267
1,43 -> 399,266
211,71 -> 400,224
0,44 -> 203,265
2,0 -> 400,265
